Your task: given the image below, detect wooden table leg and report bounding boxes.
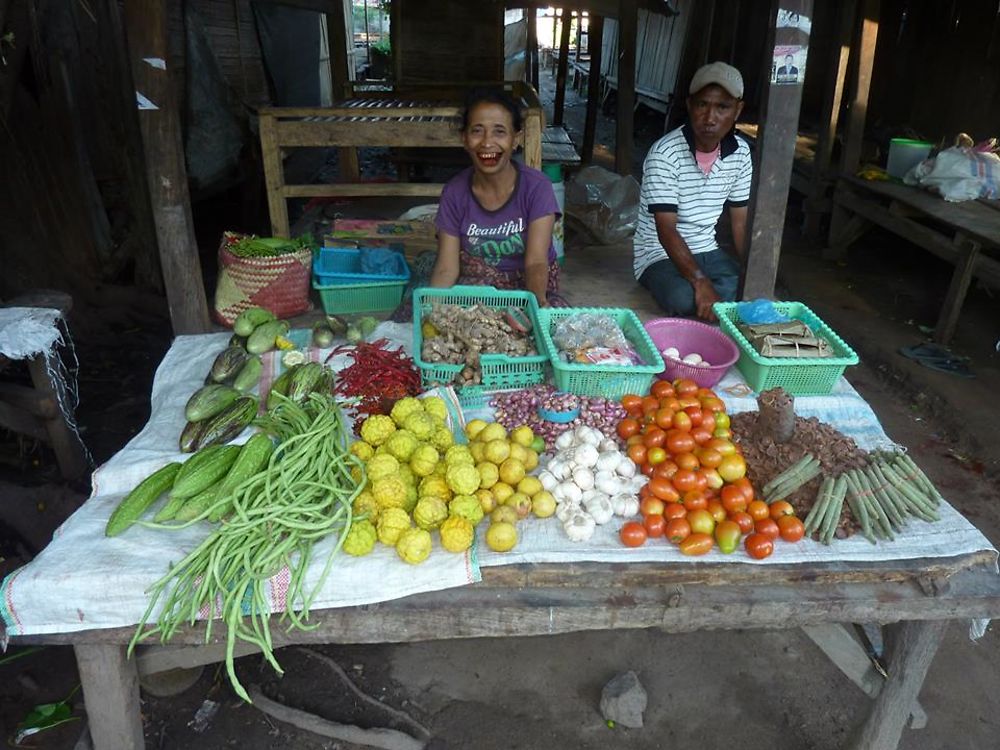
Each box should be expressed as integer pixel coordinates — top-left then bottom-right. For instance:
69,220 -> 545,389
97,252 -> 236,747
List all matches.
933,236 -> 980,345
26,353 -> 89,480
849,619 -> 948,750
75,644 -> 144,750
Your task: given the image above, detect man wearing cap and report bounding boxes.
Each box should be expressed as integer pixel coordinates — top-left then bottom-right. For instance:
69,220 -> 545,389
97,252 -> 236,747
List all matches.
633,61 -> 752,321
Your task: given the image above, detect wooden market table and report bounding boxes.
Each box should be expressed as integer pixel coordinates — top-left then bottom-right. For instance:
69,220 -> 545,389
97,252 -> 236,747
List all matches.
826,176 -> 1000,345
12,551 -> 1000,750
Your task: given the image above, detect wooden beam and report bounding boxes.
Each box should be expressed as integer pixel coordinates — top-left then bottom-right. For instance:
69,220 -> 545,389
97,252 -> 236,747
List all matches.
840,0 -> 880,176
323,0 -> 360,180
666,0 -> 715,132
75,644 -> 144,750
123,0 -> 210,334
582,14 -> 604,161
527,5 -> 539,90
742,0 -> 814,300
614,0 -> 637,175
553,9 -> 573,127
933,236 -> 980,345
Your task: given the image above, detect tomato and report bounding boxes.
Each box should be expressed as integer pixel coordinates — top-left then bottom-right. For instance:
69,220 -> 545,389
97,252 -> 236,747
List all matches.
644,513 -> 667,539
686,509 -> 716,536
714,520 -> 742,554
620,522 -> 648,548
747,499 -> 770,522
683,406 -> 704,427
621,394 -> 643,416
744,532 -> 774,559
648,479 -> 674,503
700,396 -> 726,413
672,469 -> 698,492
729,510 -> 755,535
713,427 -> 732,439
640,495 -> 666,516
639,483 -> 653,500
678,396 -> 700,409
673,451 -> 700,471
720,485 -> 748,514
627,443 -> 648,465
671,410 -> 692,432
642,427 -> 667,449
641,395 -> 660,414
654,407 -> 675,429
732,477 -> 756,503
646,446 -> 668,465
626,434 -> 644,447
690,426 -> 713,446
706,499 -> 727,524
717,454 -> 747,482
661,397 -> 682,412
706,438 -> 737,456
754,517 -> 780,540
713,411 -> 731,429
693,468 -> 714,491
673,379 -> 699,397
776,515 -> 805,542
664,502 -> 688,521
641,461 -> 655,477
665,429 -> 696,455
665,517 -> 691,544
616,417 -> 641,440
769,500 -> 796,520
679,532 -> 714,556
651,380 -> 676,400
682,489 -> 708,512
652,460 -> 678,481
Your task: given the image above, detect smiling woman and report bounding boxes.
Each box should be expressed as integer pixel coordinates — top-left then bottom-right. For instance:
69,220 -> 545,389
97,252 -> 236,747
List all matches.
426,88 -> 567,309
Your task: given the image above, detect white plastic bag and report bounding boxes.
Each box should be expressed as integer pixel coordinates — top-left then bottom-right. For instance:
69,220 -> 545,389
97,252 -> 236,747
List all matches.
565,166 -> 640,243
904,147 -> 1000,202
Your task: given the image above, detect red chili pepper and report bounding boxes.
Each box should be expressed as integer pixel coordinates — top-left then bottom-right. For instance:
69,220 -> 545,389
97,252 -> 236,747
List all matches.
327,339 -> 421,427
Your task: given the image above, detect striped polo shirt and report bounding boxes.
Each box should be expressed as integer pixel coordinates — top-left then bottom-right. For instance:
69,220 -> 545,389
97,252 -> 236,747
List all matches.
633,124 -> 753,279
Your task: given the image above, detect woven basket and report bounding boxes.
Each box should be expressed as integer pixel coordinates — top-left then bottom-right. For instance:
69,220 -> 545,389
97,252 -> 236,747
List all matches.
212,238 -> 312,327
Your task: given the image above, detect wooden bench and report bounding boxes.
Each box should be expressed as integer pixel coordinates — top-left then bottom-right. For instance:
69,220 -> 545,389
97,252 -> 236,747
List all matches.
827,176 -> 1000,344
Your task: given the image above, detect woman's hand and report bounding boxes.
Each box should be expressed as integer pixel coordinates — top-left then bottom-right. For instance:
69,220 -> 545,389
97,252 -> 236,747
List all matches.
430,232 -> 461,287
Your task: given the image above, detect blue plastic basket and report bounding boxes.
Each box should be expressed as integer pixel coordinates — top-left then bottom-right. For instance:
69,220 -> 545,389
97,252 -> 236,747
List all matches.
313,247 -> 410,285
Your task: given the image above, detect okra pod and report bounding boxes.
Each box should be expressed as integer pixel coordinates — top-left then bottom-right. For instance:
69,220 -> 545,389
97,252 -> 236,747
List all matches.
861,466 -> 905,530
843,473 -> 875,543
894,453 -> 943,507
765,462 -> 823,503
820,475 -> 847,545
851,470 -> 894,541
804,477 -> 834,536
763,454 -> 818,496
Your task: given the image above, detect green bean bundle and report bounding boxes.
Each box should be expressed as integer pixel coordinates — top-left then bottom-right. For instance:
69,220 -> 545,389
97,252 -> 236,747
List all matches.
129,393 -> 364,701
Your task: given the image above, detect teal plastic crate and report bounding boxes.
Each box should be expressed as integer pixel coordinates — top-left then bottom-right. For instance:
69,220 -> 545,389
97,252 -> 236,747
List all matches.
413,286 -> 549,401
537,307 -> 665,399
713,301 -> 860,395
313,277 -> 407,315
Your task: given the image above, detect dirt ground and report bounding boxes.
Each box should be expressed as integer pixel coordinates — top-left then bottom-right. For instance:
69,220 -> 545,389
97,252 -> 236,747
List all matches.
2,70 -> 1000,749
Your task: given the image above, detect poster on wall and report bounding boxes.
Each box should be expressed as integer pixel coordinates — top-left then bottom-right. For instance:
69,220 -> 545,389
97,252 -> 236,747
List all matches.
771,45 -> 806,85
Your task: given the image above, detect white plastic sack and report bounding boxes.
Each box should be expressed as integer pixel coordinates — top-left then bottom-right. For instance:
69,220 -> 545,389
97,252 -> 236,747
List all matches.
565,165 -> 640,243
904,146 -> 1000,202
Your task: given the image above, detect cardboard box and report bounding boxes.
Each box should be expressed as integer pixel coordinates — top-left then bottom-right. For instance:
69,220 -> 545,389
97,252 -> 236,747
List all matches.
324,219 -> 437,260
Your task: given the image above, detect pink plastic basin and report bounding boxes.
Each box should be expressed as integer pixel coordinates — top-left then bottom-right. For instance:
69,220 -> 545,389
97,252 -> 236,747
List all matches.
643,318 -> 739,387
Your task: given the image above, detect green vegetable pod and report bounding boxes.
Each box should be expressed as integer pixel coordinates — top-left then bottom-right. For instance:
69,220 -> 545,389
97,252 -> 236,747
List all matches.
210,346 -> 250,384
233,306 -> 276,337
197,396 -> 259,450
288,362 -> 326,403
185,384 -> 242,422
266,365 -> 299,410
179,419 -> 207,454
106,462 -> 182,536
232,356 -> 263,393
171,444 -> 241,500
247,320 -> 290,355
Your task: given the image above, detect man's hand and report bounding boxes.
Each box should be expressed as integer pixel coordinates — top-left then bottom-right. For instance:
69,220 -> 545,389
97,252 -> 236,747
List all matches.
693,277 -> 721,322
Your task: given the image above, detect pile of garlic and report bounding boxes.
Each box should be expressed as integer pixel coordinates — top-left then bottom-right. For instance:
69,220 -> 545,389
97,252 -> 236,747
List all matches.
536,425 -> 645,542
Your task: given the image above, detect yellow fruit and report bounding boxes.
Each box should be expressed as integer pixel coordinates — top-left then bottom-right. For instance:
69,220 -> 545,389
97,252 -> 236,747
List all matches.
486,521 -> 518,552
531,490 -> 556,518
478,422 -> 508,444
483,439 -> 511,464
439,515 -> 474,553
469,441 -> 486,463
498,458 -> 526,486
421,396 -> 448,422
464,419 -> 488,441
492,481 -> 515,504
476,488 -> 497,514
508,443 -> 529,466
350,441 -> 375,462
505,491 -> 533,519
445,463 -> 480,495
516,476 -> 543,497
523,448 -> 539,472
510,425 -> 535,448
477,461 -> 499,489
490,505 -> 518,525
418,475 -> 452,502
395,527 -> 432,564
445,445 -> 475,466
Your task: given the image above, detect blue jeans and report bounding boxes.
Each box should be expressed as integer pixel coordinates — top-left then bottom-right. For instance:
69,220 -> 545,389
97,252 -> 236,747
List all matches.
638,250 -> 741,317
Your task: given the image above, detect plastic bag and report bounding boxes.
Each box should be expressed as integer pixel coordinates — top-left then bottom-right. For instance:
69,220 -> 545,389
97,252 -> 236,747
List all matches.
565,166 -> 640,243
736,299 -> 790,325
551,313 -> 641,364
904,147 -> 1000,202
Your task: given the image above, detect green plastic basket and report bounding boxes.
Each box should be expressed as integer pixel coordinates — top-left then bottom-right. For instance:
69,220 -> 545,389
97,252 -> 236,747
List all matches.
313,277 -> 407,315
713,301 -> 860,395
413,286 -> 549,402
537,307 -> 665,399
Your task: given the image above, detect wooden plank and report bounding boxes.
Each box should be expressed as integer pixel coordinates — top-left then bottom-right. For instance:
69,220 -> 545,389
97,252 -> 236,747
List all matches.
849,620 -> 949,750
0,399 -> 49,442
527,4 -> 539,89
275,119 -> 460,148
615,0 -> 637,175
136,642 -> 260,675
553,9 -> 574,128
75,644 -> 144,750
324,0 -> 360,180
283,183 -> 444,198
742,0 -> 815,300
933,237 -> 981,345
0,382 -> 57,419
262,105 -> 464,117
523,106 -> 544,169
259,111 -> 290,238
123,0 -> 210,335
26,354 -> 90,480
582,15 -> 604,162
840,0 -> 880,177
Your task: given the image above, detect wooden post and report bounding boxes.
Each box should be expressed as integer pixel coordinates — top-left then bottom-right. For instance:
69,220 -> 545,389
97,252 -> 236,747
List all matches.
804,0 -> 857,238
259,111 -> 290,238
742,0 -> 814,300
75,644 -> 144,750
527,5 -> 539,90
840,0 -> 880,177
123,0 -> 210,335
934,236 -> 981,345
553,9 -> 573,127
614,0 -> 637,175
666,0 -> 716,132
325,0 -> 360,180
582,15 -> 605,162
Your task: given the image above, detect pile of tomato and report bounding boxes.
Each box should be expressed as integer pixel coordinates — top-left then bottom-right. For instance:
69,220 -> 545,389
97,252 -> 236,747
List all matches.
615,378 -> 805,559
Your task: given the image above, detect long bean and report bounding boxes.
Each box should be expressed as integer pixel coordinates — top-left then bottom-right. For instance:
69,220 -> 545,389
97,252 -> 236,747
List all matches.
763,454 -> 817,496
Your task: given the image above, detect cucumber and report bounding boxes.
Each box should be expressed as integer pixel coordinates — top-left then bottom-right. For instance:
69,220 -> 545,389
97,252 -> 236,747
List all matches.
232,356 -> 263,393
233,306 -> 276,337
106,462 -> 182,536
247,320 -> 290,355
197,396 -> 258,450
185,384 -> 242,422
208,433 -> 275,522
173,482 -> 222,523
171,444 -> 241,500
210,346 -> 249,383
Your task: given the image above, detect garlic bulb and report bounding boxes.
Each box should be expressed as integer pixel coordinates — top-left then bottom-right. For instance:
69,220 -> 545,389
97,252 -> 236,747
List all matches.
615,456 -> 637,478
538,470 -> 558,492
571,467 -> 595,491
595,450 -> 622,473
610,493 -> 640,517
563,511 -> 596,542
555,431 -> 577,451
584,495 -> 614,525
573,443 -> 599,469
556,500 -> 580,524
558,481 -> 583,506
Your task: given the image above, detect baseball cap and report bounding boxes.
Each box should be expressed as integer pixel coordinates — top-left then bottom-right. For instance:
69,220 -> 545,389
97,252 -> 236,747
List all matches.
689,62 -> 744,99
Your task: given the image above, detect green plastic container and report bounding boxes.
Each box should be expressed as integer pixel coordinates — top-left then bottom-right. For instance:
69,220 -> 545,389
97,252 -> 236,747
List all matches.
713,301 -> 860,395
313,277 -> 407,315
537,307 -> 665,399
413,286 -> 549,402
